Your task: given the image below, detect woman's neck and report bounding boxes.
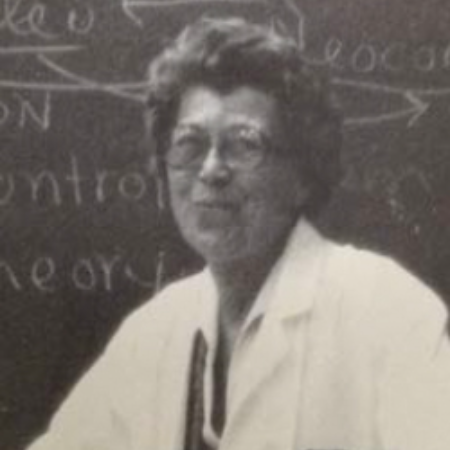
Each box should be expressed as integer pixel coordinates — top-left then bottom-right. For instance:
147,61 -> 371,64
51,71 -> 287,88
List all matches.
208,233 -> 289,347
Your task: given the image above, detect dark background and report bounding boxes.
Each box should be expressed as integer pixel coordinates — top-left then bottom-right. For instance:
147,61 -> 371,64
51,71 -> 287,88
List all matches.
1,0 -> 449,448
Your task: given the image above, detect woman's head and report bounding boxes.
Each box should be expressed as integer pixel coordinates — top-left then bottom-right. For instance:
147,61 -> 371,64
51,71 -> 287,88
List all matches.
146,18 -> 342,263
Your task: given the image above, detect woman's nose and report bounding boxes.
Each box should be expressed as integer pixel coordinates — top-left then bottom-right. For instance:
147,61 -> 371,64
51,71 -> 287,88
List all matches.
198,146 -> 231,186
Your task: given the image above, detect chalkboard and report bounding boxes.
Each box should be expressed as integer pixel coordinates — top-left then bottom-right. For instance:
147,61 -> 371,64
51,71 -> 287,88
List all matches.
1,0 -> 450,447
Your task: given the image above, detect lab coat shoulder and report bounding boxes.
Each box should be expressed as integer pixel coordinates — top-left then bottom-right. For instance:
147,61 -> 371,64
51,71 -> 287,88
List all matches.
28,272 -> 204,450
326,243 -> 448,343
327,244 -> 450,450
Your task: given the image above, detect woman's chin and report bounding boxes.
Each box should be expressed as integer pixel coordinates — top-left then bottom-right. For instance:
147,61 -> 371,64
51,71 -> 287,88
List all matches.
189,231 -> 249,264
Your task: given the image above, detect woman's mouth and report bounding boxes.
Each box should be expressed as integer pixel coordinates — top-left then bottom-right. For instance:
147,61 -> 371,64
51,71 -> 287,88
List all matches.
196,201 -> 234,210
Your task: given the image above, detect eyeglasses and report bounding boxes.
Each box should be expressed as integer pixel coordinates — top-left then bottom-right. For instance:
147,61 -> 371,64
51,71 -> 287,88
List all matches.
165,123 -> 275,171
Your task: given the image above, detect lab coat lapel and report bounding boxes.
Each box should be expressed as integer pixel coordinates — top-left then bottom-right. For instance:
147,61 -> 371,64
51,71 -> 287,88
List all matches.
221,316 -> 293,450
227,313 -> 289,420
156,310 -> 197,450
156,273 -> 218,450
224,220 -> 328,445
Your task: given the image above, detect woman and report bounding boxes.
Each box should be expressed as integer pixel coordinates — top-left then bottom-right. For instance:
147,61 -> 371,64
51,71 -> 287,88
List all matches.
30,18 -> 450,450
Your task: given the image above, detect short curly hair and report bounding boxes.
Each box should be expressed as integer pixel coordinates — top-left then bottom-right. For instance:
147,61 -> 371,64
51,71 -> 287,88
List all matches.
146,17 -> 342,215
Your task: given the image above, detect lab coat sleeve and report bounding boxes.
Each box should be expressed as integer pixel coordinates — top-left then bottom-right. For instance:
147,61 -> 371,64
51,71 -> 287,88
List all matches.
27,292 -> 173,450
379,283 -> 450,450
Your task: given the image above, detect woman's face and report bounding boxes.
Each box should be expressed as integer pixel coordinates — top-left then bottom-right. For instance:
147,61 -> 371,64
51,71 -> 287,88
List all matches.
166,85 -> 310,265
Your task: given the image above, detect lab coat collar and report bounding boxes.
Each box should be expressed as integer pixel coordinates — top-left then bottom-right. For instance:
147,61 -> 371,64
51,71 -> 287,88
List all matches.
198,218 -> 330,333
247,218 -> 329,324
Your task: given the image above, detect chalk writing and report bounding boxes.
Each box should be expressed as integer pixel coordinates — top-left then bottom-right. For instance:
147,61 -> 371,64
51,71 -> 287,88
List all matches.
2,0 -> 450,133
273,3 -> 450,127
72,258 -> 97,291
118,172 -> 148,201
351,45 -> 377,73
0,0 -> 55,39
31,257 -> 55,292
24,170 -> 63,205
122,0 -> 265,27
125,263 -> 154,288
0,260 -> 22,290
0,0 -> 95,39
67,5 -> 95,35
0,154 -> 153,208
308,37 -> 450,75
0,63 -> 145,133
0,91 -> 51,130
65,155 -> 83,205
0,253 -> 157,292
96,255 -> 122,292
16,91 -> 51,129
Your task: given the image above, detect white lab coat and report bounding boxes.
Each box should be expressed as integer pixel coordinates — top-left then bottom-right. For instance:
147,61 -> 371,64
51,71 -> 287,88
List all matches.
29,220 -> 450,450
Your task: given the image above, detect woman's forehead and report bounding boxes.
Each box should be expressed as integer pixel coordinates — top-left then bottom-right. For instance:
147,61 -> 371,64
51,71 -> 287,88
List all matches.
175,85 -> 283,133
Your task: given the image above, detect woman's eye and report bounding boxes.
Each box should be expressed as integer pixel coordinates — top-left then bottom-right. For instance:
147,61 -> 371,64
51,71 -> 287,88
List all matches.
235,129 -> 265,152
167,130 -> 208,166
172,133 -> 203,149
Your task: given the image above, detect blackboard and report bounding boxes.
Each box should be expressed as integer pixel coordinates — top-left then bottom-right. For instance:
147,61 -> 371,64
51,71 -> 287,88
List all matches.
1,0 -> 450,447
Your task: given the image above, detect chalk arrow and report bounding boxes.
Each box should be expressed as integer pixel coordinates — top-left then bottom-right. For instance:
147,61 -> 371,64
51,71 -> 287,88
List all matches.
404,91 -> 430,126
333,77 -> 405,95
280,0 -> 306,50
344,91 -> 429,128
0,54 -> 148,102
334,77 -> 450,98
122,0 -> 144,27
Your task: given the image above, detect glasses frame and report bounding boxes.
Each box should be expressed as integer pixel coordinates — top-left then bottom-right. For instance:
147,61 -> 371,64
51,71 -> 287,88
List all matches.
164,123 -> 280,172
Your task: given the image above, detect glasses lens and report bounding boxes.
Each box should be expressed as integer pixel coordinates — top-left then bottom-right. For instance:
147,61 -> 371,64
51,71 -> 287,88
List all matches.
167,128 -> 207,168
225,126 -> 268,167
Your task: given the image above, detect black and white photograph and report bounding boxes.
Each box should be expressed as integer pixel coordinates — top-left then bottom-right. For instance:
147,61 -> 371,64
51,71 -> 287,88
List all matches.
1,1 -> 450,449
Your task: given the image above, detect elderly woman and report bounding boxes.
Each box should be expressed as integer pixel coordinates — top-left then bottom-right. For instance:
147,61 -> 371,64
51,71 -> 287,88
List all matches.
30,18 -> 450,450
